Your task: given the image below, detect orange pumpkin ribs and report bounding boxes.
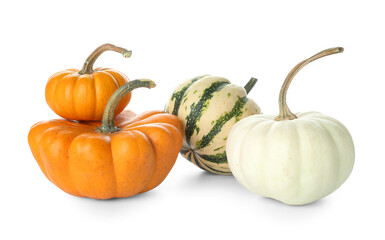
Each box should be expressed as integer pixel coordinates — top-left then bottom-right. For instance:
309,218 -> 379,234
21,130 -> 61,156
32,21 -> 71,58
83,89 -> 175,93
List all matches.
29,80 -> 183,199
45,44 -> 133,121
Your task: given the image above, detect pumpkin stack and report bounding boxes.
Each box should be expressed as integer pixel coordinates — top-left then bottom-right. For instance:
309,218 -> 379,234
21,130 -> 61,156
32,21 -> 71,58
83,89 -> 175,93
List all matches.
28,44 -> 183,199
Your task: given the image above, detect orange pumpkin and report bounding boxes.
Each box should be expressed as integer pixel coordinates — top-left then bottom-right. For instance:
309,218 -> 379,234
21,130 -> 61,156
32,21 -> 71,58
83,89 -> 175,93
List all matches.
29,80 -> 183,199
45,43 -> 133,121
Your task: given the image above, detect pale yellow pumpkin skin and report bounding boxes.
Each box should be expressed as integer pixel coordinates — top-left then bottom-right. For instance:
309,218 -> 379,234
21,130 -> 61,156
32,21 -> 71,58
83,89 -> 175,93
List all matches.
166,75 -> 261,175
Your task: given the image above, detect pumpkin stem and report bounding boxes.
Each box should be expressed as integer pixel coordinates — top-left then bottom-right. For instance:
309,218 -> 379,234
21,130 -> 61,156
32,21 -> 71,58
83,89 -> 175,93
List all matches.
275,47 -> 344,121
96,79 -> 156,133
244,77 -> 258,94
78,43 -> 132,75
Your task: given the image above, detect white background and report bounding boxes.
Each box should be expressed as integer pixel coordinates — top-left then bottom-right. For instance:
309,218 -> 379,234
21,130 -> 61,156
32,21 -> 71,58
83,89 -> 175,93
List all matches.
1,0 -> 384,239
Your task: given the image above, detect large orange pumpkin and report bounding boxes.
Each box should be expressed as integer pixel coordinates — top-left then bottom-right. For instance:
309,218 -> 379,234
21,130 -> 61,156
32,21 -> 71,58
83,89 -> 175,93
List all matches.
45,43 -> 133,121
29,80 -> 183,199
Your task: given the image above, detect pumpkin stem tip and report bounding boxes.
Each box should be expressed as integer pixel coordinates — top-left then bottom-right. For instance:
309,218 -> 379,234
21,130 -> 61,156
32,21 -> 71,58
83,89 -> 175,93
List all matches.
244,77 -> 258,94
123,50 -> 132,58
138,79 -> 156,88
149,81 -> 156,88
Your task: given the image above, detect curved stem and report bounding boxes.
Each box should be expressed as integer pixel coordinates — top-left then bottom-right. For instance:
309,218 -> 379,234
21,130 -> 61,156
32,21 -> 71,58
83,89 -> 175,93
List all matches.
275,47 -> 344,121
244,77 -> 258,94
96,79 -> 156,133
78,43 -> 132,74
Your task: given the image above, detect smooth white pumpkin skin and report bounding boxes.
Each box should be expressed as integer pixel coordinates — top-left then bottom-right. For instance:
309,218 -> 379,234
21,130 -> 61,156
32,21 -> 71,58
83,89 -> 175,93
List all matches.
226,111 -> 355,205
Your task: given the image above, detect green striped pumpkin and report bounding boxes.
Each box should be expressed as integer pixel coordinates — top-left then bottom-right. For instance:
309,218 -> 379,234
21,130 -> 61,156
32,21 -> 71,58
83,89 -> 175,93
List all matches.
165,75 -> 261,175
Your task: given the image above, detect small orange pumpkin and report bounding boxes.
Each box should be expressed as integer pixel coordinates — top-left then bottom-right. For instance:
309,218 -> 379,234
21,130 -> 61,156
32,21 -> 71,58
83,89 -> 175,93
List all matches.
29,80 -> 183,199
45,43 -> 133,121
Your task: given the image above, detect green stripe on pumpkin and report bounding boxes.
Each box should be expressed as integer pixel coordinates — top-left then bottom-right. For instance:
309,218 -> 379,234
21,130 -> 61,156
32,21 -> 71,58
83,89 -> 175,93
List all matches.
199,160 -> 230,174
180,148 -> 189,155
187,151 -> 207,171
181,144 -> 229,174
171,75 -> 207,116
191,153 -> 204,169
191,152 -> 230,174
197,151 -> 228,164
186,152 -> 192,162
214,146 -> 224,151
196,96 -> 248,149
184,81 -> 229,145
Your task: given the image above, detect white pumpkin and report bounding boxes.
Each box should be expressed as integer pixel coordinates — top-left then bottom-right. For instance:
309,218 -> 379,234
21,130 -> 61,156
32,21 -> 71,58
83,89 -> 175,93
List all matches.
226,47 -> 355,205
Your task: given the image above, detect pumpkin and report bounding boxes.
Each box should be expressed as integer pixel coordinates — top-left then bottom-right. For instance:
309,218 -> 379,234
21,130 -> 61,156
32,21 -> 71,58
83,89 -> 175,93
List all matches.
45,43 -> 133,121
166,75 -> 261,175
29,79 -> 183,199
226,47 -> 355,205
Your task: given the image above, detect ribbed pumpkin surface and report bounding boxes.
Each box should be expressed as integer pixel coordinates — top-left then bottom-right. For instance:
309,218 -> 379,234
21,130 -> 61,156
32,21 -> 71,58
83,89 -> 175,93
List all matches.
166,75 -> 261,175
45,67 -> 131,121
28,110 -> 183,199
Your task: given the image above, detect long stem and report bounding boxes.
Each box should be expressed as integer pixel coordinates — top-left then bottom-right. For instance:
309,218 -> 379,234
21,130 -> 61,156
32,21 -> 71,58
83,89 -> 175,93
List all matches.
78,43 -> 132,74
96,79 -> 156,133
244,77 -> 258,94
274,47 -> 344,121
